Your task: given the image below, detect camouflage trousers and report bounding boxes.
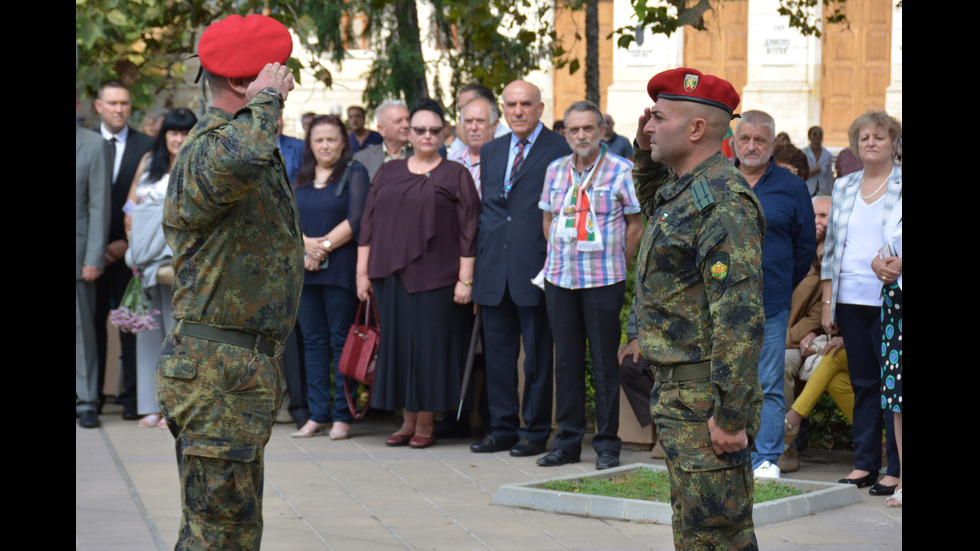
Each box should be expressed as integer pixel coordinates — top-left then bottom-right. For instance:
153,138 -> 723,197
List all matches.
156,327 -> 283,550
652,379 -> 758,551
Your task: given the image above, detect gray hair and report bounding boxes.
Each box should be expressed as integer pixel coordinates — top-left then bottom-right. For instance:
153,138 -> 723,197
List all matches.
735,110 -> 775,140
461,95 -> 498,126
375,99 -> 408,125
563,100 -> 605,128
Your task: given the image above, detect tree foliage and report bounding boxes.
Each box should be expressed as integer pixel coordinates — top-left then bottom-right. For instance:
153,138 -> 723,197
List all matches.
76,0 -> 901,114
611,0 -> 900,50
76,0 -> 563,114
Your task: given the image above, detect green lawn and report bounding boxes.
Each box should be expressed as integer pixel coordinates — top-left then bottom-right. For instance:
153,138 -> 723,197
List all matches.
541,468 -> 805,504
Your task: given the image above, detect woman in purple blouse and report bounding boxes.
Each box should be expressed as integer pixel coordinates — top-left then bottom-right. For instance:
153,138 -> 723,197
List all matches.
356,98 -> 480,449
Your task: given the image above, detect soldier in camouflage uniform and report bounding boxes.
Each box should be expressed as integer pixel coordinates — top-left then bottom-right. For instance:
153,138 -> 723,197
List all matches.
632,68 -> 766,550
156,14 -> 303,550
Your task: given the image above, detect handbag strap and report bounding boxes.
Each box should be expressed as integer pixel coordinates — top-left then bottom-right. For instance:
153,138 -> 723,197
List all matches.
358,295 -> 380,328
335,161 -> 354,197
344,376 -> 373,419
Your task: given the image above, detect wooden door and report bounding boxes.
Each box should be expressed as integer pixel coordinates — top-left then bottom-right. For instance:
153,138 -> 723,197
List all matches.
682,1 -> 749,103
821,0 -> 893,146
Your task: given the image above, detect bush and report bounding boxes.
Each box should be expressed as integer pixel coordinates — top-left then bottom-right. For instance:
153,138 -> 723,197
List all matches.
804,393 -> 853,451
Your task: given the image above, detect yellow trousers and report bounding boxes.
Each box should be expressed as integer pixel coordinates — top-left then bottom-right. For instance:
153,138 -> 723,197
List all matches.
790,349 -> 853,423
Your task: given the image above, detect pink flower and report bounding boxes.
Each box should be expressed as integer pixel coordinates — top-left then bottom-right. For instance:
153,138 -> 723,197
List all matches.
108,271 -> 162,334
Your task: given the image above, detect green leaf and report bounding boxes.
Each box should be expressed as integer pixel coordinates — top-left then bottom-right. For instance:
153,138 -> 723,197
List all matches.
105,8 -> 130,28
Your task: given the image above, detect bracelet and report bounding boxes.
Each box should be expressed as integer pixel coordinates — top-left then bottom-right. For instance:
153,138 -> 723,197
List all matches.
357,274 -> 370,279
458,279 -> 473,287
822,301 -> 831,305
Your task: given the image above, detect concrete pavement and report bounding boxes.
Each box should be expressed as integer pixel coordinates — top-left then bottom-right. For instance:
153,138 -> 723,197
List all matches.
77,405 -> 901,550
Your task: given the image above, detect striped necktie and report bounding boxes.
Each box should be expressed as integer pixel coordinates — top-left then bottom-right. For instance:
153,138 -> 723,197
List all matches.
503,138 -> 529,200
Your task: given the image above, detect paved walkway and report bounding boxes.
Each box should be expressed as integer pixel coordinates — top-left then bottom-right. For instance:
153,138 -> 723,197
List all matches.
77,405 -> 901,550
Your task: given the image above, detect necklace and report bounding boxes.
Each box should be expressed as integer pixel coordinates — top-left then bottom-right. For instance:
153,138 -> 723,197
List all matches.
314,166 -> 334,188
860,172 -> 889,199
410,156 -> 441,175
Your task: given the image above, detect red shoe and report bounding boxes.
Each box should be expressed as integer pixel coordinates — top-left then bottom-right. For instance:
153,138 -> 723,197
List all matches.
409,434 -> 436,449
385,432 -> 413,446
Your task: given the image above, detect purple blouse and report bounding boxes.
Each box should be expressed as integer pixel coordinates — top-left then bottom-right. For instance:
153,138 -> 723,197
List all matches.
359,159 -> 480,293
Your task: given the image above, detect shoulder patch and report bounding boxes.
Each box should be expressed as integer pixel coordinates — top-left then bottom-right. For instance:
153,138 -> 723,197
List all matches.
707,251 -> 731,284
692,179 -> 714,212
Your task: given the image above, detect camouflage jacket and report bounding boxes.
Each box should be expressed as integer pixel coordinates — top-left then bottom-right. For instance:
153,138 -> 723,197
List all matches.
633,150 -> 765,434
164,89 -> 304,343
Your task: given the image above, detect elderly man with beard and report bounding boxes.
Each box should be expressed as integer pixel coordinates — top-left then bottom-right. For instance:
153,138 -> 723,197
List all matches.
733,110 -> 815,479
536,100 -> 642,469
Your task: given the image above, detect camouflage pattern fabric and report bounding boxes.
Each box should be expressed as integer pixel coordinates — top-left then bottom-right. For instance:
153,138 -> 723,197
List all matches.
159,88 -> 303,549
654,380 -> 758,550
164,88 -> 303,343
633,150 -> 765,550
157,333 -> 283,549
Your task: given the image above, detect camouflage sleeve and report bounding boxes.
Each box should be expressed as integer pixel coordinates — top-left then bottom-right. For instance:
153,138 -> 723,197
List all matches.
696,193 -> 765,433
631,144 -> 675,216
182,90 -> 284,225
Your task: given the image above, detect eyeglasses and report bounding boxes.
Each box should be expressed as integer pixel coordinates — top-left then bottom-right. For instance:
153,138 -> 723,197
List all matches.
412,126 -> 443,136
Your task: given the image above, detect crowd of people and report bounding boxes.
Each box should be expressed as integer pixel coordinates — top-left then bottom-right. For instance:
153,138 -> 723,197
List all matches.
77,15 -> 901,547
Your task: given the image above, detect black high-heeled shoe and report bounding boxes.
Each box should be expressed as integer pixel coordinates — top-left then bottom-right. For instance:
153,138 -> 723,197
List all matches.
838,471 -> 879,488
869,482 -> 897,496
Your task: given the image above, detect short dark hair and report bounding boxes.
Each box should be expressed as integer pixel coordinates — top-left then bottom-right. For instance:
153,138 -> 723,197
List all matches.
459,84 -> 499,117
98,79 -> 129,98
410,97 -> 445,126
773,143 -> 810,181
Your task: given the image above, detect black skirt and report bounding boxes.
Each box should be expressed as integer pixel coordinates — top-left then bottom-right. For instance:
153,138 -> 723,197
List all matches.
369,274 -> 470,412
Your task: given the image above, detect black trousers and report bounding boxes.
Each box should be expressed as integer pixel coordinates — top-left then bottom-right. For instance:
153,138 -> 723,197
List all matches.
545,281 -> 625,456
836,302 -> 899,476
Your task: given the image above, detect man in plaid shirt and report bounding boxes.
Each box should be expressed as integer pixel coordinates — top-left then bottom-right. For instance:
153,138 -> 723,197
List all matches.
536,100 -> 643,470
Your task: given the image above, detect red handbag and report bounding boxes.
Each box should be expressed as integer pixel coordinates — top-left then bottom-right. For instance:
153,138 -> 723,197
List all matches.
339,296 -> 380,419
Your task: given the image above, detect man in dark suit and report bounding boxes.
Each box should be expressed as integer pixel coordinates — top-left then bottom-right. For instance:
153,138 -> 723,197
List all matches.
470,80 -> 571,458
94,80 -> 155,418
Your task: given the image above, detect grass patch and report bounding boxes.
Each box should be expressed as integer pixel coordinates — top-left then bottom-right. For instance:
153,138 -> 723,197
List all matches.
540,468 -> 805,504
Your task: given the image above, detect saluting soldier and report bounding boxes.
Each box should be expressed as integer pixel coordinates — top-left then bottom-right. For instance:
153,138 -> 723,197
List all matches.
632,68 -> 766,550
156,14 -> 304,549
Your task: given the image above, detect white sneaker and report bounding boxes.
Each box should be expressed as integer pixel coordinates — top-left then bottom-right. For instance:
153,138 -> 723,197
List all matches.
754,460 -> 780,479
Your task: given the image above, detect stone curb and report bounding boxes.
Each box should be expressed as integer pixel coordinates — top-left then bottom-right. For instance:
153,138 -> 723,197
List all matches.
492,463 -> 862,526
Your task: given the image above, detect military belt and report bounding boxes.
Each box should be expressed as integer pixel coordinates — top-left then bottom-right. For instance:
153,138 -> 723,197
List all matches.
176,320 -> 283,359
654,361 -> 711,383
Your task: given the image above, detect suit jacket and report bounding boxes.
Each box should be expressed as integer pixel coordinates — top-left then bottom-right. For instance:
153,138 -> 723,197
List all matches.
76,125 -> 112,279
353,142 -> 413,183
106,127 -> 155,243
278,134 -> 305,183
473,126 -> 572,307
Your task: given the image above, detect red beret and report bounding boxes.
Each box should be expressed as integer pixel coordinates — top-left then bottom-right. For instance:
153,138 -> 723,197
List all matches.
198,14 -> 293,79
647,67 -> 740,119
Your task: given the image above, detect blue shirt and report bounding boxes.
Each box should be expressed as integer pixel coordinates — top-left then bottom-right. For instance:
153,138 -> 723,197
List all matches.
745,158 -> 816,316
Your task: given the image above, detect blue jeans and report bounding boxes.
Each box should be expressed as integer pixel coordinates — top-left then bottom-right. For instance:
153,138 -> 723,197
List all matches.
752,309 -> 788,469
297,284 -> 359,424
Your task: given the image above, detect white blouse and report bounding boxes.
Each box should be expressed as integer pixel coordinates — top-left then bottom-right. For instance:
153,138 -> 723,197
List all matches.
837,194 -> 885,306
